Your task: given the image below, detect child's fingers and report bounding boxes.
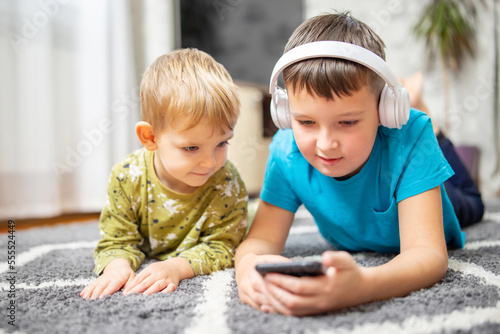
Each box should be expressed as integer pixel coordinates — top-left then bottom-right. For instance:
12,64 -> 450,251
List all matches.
264,282 -> 300,316
322,251 -> 357,271
125,275 -> 157,295
81,278 -> 109,299
98,280 -> 124,299
263,252 -> 358,297
241,267 -> 270,307
123,273 -> 148,294
142,280 -> 163,295
124,281 -> 145,294
238,286 -> 262,310
80,284 -> 92,298
89,283 -> 108,300
264,273 -> 322,296
122,272 -> 137,292
160,282 -> 177,294
141,281 -> 177,295
260,303 -> 277,313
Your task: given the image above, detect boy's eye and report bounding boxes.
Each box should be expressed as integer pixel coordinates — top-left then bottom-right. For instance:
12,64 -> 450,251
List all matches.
217,141 -> 229,148
340,120 -> 358,126
183,146 -> 199,152
298,120 -> 315,126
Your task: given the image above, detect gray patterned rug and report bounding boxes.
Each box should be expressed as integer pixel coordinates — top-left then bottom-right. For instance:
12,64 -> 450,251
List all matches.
1,201 -> 500,334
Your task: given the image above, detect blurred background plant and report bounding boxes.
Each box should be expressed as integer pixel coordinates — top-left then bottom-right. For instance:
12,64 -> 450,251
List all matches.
413,0 -> 500,177
413,0 -> 487,134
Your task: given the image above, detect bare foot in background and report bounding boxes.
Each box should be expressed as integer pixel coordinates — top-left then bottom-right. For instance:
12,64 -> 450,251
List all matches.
400,71 -> 440,135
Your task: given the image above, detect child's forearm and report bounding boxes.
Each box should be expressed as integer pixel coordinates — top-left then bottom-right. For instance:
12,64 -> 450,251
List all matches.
235,237 -> 285,268
361,246 -> 448,303
94,247 -> 145,275
236,200 -> 295,269
168,257 -> 195,281
102,258 -> 132,274
177,241 -> 236,275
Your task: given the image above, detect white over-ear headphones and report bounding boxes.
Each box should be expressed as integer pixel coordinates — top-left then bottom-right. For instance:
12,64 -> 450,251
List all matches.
269,41 -> 410,129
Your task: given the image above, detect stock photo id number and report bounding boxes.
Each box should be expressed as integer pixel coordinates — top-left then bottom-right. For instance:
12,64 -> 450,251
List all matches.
6,220 -> 17,327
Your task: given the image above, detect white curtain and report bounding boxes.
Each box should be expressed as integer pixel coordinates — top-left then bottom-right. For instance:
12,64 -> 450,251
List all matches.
0,0 -> 178,220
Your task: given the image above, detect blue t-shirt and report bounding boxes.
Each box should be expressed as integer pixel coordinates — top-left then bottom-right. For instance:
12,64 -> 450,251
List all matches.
261,109 -> 465,252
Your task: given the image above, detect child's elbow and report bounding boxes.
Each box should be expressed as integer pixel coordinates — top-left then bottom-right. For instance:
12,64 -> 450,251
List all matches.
432,249 -> 449,282
438,255 -> 449,280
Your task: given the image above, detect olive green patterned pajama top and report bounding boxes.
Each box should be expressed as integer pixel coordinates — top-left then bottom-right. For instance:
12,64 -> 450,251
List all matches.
94,148 -> 248,276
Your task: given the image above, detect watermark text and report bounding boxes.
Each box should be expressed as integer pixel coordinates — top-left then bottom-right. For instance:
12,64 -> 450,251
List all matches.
6,220 -> 17,327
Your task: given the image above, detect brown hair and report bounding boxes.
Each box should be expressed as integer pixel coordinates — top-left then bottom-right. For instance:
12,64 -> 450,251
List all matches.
283,12 -> 387,100
140,48 -> 240,134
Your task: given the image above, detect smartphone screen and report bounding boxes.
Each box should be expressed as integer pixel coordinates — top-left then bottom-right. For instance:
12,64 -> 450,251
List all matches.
255,261 -> 325,277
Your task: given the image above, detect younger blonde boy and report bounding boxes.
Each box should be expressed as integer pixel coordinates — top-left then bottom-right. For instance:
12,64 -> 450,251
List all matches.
81,48 -> 248,299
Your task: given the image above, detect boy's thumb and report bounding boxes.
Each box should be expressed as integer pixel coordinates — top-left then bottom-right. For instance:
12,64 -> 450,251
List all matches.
322,251 -> 356,270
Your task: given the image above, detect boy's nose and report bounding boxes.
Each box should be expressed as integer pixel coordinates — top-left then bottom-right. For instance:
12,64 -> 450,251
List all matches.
317,130 -> 339,151
200,152 -> 217,169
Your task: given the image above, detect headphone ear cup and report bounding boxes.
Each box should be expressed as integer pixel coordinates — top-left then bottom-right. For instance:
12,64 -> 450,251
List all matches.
379,85 -> 411,129
396,87 -> 410,128
378,86 -> 397,129
270,88 -> 292,130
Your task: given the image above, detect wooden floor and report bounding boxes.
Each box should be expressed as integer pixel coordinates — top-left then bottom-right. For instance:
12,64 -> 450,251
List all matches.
0,213 -> 100,234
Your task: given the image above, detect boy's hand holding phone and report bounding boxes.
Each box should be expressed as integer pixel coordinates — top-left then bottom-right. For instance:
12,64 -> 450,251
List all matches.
259,251 -> 367,316
235,253 -> 292,312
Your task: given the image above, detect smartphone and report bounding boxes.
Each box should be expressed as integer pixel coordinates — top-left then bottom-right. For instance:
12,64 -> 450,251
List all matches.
255,261 -> 325,277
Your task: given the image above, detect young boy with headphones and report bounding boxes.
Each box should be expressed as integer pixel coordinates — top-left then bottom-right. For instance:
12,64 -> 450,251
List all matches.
235,12 -> 466,316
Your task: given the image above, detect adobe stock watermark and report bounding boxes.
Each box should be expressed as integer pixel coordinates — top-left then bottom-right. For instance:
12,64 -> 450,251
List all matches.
233,134 -> 269,164
51,85 -> 140,180
212,0 -> 243,22
5,0 -> 72,54
365,0 -> 420,34
50,119 -> 115,178
448,73 -> 496,130
381,135 -> 438,189
6,220 -> 17,327
229,133 -> 270,183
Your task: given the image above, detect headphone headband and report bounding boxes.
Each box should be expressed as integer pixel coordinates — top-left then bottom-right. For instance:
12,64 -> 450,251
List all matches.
269,41 -> 402,96
268,40 -> 410,130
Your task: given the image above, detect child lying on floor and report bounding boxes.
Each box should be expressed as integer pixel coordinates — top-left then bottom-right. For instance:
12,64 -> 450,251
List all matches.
81,48 -> 248,299
235,11 -> 479,316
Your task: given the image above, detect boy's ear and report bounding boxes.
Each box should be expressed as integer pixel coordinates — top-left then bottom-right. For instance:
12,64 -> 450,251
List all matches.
136,121 -> 158,151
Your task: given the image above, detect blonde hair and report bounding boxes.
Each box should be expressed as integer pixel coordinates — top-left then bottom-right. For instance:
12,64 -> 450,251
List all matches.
140,48 -> 240,134
283,12 -> 387,100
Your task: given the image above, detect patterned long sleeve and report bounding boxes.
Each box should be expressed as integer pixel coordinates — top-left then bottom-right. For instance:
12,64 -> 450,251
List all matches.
173,175 -> 248,275
93,148 -> 248,276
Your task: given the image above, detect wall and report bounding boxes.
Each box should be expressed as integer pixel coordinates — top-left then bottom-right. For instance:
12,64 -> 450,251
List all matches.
181,0 -> 303,86
304,0 -> 500,198
179,0 -> 500,199
181,0 -> 303,196
228,84 -> 272,196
